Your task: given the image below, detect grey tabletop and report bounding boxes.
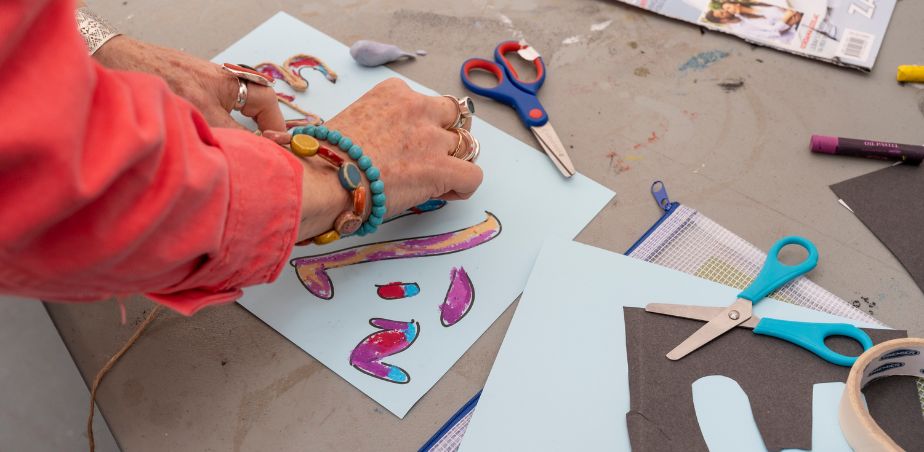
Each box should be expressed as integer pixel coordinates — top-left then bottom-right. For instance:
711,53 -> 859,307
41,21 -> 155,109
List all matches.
52,1 -> 924,450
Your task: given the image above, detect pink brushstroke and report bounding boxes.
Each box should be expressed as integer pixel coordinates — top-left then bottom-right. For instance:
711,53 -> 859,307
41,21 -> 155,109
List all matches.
440,267 -> 474,327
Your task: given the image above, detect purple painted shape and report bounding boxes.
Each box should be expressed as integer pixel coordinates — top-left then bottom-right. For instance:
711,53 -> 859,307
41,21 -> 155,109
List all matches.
349,318 -> 419,384
440,267 -> 475,327
291,212 -> 501,300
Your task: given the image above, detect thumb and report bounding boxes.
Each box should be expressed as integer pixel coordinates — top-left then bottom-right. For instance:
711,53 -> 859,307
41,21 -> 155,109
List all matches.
437,157 -> 483,200
241,85 -> 286,132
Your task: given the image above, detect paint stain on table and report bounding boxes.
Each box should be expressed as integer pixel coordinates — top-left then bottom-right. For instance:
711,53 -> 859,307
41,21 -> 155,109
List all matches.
633,131 -> 660,150
717,77 -> 745,92
679,50 -> 729,72
606,151 -> 631,174
634,67 -> 650,77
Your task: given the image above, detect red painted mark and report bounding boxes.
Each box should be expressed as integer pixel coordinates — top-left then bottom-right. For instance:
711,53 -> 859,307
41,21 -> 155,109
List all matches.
376,282 -> 420,300
606,151 -> 631,175
528,108 -> 543,119
630,129 -> 663,151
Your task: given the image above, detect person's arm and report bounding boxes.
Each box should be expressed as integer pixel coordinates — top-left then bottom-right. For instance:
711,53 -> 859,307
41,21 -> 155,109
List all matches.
0,0 -> 309,315
0,0 -> 482,315
74,1 -> 285,132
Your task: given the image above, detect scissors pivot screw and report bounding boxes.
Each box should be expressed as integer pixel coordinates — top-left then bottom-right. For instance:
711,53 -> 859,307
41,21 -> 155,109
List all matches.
728,310 -> 740,320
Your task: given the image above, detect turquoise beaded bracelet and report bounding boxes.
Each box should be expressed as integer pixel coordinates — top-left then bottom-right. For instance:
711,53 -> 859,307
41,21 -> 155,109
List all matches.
291,125 -> 386,236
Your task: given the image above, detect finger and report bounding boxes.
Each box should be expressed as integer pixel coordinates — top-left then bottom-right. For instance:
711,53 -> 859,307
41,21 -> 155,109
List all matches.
437,191 -> 472,201
241,85 -> 286,132
424,94 -> 460,129
261,130 -> 292,145
424,126 -> 460,158
252,103 -> 286,132
437,156 -> 483,199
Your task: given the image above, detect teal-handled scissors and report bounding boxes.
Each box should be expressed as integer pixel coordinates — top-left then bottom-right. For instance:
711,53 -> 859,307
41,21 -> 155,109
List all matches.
460,40 -> 576,177
646,236 -> 873,367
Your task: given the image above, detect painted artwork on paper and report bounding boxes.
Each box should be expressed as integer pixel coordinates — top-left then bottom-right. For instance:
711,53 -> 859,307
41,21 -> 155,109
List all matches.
227,13 -> 613,418
291,212 -> 501,300
440,267 -> 474,327
350,318 -> 419,384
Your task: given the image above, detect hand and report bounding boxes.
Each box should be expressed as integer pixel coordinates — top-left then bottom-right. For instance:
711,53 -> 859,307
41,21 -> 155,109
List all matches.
93,35 -> 284,131
322,78 -> 484,217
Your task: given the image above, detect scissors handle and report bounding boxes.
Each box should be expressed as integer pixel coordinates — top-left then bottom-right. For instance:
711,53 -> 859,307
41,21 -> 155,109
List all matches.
493,41 -> 546,93
753,318 -> 873,367
738,236 -> 819,303
460,43 -> 549,128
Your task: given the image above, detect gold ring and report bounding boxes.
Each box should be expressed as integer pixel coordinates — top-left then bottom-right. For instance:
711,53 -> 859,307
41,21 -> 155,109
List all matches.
449,130 -> 464,158
443,95 -> 475,130
449,128 -> 480,162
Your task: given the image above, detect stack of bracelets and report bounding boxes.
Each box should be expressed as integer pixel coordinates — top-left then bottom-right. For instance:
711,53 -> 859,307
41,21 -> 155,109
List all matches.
288,125 -> 386,245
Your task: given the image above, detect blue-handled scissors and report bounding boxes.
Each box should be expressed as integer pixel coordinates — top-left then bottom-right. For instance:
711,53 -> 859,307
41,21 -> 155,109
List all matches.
460,40 -> 576,177
646,236 -> 873,367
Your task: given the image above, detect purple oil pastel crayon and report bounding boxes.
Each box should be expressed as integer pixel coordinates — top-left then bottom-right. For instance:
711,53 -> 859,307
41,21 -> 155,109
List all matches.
810,135 -> 924,165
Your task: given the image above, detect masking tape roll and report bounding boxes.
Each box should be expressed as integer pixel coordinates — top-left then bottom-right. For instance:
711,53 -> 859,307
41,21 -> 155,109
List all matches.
839,338 -> 924,452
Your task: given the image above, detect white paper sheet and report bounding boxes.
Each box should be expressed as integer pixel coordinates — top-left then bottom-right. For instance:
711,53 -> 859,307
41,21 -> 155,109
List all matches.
214,13 -> 614,418
459,240 -> 880,451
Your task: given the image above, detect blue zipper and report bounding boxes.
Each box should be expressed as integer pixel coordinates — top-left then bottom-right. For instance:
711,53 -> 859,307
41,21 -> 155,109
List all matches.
625,181 -> 680,254
418,391 -> 482,451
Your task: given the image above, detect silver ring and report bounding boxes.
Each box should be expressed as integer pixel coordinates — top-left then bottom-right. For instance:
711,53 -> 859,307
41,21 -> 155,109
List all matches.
450,128 -> 480,162
232,79 -> 248,111
443,95 -> 474,130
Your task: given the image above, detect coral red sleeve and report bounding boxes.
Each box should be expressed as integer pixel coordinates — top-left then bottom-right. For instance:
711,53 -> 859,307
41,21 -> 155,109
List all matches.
0,0 -> 303,315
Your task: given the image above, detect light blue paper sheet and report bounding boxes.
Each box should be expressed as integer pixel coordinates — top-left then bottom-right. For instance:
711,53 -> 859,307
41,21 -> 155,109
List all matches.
693,377 -> 850,452
213,14 -> 614,418
459,240 -> 879,451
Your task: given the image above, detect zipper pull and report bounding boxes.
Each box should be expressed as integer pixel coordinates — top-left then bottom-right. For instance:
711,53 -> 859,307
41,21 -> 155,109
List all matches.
651,181 -> 673,212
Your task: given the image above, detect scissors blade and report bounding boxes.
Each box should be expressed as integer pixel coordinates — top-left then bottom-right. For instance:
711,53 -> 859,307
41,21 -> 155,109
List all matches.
645,303 -> 760,329
665,298 -> 754,360
530,123 -> 576,178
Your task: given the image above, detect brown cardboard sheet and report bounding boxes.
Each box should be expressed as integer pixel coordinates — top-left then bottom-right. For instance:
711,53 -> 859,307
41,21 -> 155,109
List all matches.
831,165 -> 924,295
623,307 -> 923,451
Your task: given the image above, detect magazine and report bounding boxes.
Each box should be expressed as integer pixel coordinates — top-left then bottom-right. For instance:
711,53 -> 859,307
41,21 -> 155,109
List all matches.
618,0 -> 896,71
